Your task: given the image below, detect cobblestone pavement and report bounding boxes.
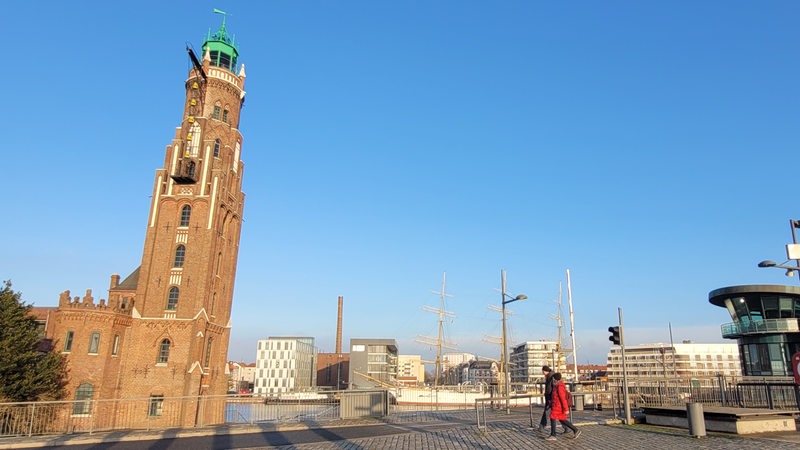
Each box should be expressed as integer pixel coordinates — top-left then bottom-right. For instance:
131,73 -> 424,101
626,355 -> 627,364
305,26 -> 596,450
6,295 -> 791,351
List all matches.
267,417 -> 800,450
1,408 -> 799,449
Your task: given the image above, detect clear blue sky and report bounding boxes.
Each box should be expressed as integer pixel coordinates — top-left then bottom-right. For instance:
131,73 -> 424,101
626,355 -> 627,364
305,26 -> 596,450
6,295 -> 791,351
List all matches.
2,1 -> 799,365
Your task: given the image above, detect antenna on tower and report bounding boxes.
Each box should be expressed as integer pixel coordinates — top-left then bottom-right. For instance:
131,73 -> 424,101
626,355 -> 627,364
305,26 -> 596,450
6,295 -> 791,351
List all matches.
416,272 -> 456,389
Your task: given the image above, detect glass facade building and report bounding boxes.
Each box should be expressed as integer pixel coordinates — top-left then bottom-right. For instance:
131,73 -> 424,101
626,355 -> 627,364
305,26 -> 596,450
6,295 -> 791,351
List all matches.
709,285 -> 800,377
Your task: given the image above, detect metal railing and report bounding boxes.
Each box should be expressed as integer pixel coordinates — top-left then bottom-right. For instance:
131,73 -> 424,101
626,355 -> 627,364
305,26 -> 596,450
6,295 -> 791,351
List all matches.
720,318 -> 799,337
0,390 -> 389,438
474,394 -> 535,430
3,379 -> 797,439
611,375 -> 800,411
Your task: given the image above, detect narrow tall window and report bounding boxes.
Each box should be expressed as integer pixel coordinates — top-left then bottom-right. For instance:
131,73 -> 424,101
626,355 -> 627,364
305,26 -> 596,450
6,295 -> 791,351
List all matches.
213,139 -> 221,157
219,53 -> 231,70
166,287 -> 179,311
204,338 -> 214,368
88,332 -> 100,354
188,122 -> 201,157
212,105 -> 221,120
64,330 -> 74,352
222,109 -> 229,123
179,205 -> 191,227
73,383 -> 94,415
157,339 -> 171,364
111,334 -> 120,356
173,245 -> 185,268
148,395 -> 164,416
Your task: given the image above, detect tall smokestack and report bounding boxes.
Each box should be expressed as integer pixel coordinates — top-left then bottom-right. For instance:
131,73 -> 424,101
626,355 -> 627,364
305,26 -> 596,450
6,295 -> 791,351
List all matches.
335,296 -> 343,354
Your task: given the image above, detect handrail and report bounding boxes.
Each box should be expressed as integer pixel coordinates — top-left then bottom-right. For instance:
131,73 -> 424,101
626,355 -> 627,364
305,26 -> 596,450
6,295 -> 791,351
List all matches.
720,318 -> 799,337
474,394 -> 534,430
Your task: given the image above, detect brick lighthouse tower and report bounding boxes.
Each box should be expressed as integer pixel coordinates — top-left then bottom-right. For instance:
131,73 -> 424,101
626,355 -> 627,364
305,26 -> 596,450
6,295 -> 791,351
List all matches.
48,12 -> 247,428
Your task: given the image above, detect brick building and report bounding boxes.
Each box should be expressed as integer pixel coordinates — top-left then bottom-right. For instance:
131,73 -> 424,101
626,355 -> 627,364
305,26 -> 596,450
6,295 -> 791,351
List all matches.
316,296 -> 349,390
39,15 -> 247,427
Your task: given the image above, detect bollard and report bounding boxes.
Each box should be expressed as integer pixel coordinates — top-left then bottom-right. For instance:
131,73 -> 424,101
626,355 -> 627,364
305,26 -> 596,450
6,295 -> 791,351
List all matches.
686,403 -> 706,437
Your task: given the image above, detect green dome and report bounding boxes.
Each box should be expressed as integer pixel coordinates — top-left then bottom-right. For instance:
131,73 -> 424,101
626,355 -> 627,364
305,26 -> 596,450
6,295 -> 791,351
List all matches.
201,10 -> 239,72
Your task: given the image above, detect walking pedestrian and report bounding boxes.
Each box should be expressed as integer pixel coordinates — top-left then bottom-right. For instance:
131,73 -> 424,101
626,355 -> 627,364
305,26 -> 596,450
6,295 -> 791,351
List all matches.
545,373 -> 581,441
538,365 -> 553,431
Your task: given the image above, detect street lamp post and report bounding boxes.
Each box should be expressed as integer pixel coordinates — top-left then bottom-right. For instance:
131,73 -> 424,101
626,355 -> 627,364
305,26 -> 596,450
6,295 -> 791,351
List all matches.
500,270 -> 527,414
758,219 -> 800,279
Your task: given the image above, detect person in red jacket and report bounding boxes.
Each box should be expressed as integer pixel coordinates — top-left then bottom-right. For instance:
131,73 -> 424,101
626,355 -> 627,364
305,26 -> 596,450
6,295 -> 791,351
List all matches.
545,373 -> 581,441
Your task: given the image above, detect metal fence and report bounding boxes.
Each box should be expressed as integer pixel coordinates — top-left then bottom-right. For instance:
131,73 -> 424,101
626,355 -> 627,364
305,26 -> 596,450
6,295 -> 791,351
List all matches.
2,379 -> 797,439
612,375 -> 800,411
0,395 -> 230,437
0,390 -> 389,438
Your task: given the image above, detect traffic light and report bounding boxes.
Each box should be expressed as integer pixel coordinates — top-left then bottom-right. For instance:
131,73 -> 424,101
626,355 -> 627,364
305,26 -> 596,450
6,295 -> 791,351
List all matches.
608,326 -> 621,345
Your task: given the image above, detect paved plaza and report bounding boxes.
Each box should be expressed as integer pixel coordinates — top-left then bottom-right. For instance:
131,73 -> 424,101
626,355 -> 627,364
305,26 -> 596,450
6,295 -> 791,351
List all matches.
1,409 -> 799,449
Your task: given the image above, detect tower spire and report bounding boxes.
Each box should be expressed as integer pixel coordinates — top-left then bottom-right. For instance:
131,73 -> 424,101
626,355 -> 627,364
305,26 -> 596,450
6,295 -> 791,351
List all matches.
203,9 -> 239,72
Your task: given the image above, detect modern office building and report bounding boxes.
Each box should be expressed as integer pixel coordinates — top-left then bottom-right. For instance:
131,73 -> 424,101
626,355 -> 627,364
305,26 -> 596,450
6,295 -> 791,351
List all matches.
606,343 -> 741,386
348,339 -> 398,389
709,284 -> 800,377
509,340 -> 564,386
254,337 -> 317,395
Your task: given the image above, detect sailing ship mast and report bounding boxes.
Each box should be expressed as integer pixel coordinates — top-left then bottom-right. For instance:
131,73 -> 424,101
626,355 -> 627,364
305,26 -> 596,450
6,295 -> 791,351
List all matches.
417,272 -> 455,388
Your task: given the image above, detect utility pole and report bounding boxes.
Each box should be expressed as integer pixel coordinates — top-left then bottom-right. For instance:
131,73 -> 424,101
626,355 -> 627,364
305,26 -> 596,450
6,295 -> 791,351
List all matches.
567,269 -> 579,383
618,307 -> 632,424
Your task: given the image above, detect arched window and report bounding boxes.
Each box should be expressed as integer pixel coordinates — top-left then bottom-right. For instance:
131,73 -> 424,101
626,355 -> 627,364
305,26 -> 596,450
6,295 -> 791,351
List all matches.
157,339 -> 171,364
166,287 -> 179,310
73,383 -> 94,415
213,139 -> 221,157
179,205 -> 191,227
204,337 -> 214,368
173,245 -> 185,268
222,109 -> 229,123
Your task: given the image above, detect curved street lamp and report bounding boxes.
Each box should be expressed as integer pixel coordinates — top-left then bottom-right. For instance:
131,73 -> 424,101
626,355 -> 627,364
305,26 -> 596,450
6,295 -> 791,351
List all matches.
757,219 -> 800,280
500,270 -> 526,414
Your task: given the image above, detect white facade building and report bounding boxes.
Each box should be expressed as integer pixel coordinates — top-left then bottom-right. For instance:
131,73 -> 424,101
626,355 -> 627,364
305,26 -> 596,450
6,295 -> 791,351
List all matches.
442,352 -> 475,370
254,337 -> 317,396
228,361 -> 256,392
465,360 -> 499,386
509,341 -> 565,386
606,342 -> 741,386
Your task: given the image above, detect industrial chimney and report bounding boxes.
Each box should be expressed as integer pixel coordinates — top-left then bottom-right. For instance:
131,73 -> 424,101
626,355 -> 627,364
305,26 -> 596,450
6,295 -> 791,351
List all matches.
335,295 -> 343,355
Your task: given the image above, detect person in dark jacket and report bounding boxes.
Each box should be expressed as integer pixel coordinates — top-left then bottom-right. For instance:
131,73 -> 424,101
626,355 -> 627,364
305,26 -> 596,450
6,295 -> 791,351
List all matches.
545,372 -> 580,440
538,366 -> 554,431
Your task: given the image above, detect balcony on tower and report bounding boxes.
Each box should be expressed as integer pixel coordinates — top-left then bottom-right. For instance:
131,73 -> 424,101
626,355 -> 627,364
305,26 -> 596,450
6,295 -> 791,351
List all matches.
172,158 -> 198,184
